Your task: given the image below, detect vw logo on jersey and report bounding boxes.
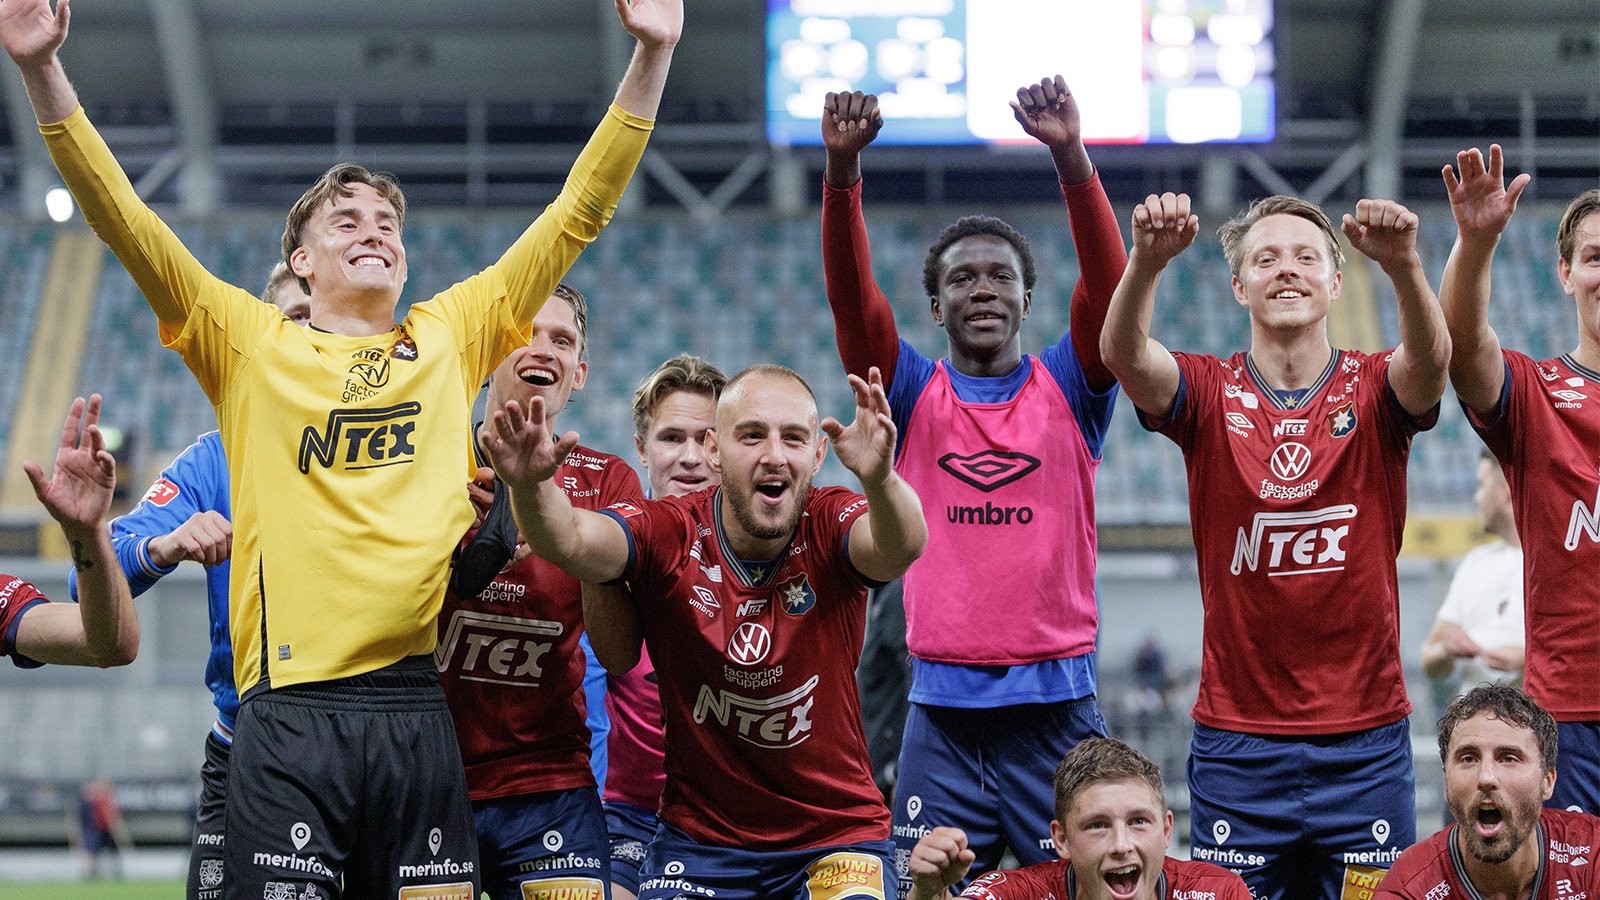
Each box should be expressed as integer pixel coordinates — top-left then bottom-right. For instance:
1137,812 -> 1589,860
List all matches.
1269,442 -> 1312,481
727,622 -> 772,667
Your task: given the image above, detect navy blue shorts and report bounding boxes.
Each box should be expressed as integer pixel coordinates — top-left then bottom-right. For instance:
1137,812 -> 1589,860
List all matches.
637,822 -> 892,900
889,698 -> 1106,898
1187,719 -> 1415,900
473,787 -> 610,900
605,800 -> 658,894
1550,720 -> 1600,813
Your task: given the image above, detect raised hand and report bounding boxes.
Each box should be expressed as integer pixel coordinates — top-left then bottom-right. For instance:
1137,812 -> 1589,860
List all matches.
614,0 -> 682,50
480,397 -> 579,493
23,394 -> 114,534
1442,144 -> 1529,245
148,510 -> 233,568
821,367 -> 895,486
907,827 -> 975,900
1342,199 -> 1420,272
1130,192 -> 1199,268
1010,75 -> 1081,148
822,91 -> 883,156
0,0 -> 69,68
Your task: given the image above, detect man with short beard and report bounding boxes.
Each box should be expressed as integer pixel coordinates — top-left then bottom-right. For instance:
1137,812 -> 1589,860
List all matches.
482,364 -> 927,900
1377,685 -> 1600,899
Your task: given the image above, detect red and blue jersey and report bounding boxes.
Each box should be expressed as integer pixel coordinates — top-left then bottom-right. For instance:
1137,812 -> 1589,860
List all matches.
0,575 -> 47,669
1467,352 -> 1600,721
1377,808 -> 1600,899
598,485 -> 888,851
958,855 -> 1252,899
436,444 -> 642,801
1143,349 -> 1430,734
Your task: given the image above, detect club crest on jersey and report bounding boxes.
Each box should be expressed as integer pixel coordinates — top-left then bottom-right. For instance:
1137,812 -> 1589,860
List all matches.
779,573 -> 816,616
1327,402 -> 1356,438
389,336 -> 418,361
140,478 -> 180,507
936,451 -> 1040,492
298,402 -> 420,473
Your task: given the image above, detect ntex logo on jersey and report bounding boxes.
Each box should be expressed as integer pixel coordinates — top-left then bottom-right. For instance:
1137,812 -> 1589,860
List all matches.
694,675 -> 819,748
435,610 -> 561,686
298,402 -> 420,473
727,622 -> 772,666
937,451 -> 1040,492
1273,419 -> 1308,439
1231,505 -> 1357,576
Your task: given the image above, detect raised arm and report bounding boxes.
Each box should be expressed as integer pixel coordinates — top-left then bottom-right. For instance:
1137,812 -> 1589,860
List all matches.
825,369 -> 927,582
1011,75 -> 1128,391
480,397 -> 631,585
1440,145 -> 1528,415
17,395 -> 138,668
1342,199 -> 1451,417
476,0 -> 681,326
1100,194 -> 1194,418
1,0 -> 230,332
821,91 -> 902,383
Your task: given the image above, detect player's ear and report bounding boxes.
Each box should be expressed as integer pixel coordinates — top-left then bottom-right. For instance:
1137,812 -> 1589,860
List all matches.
290,245 -> 313,281
1231,276 -> 1248,307
571,360 -> 588,393
705,428 -> 723,474
1022,290 -> 1032,319
1329,268 -> 1342,301
635,433 -> 648,470
1050,819 -> 1070,861
1542,767 -> 1557,803
1558,257 -> 1576,296
930,294 -> 944,326
812,431 -> 828,476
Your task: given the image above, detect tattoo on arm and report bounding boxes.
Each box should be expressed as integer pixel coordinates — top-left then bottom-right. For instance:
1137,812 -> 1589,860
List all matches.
71,540 -> 94,572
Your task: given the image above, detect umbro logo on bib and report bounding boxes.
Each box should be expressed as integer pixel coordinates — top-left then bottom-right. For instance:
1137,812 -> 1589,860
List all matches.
937,451 -> 1040,492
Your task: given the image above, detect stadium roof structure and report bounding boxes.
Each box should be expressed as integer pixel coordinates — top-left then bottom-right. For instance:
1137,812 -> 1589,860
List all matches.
0,0 -> 1595,217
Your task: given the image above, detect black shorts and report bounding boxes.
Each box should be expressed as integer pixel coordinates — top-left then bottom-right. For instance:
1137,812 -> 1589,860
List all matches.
222,656 -> 478,900
189,731 -> 229,900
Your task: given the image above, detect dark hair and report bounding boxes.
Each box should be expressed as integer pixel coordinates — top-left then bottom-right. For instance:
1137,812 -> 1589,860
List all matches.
922,215 -> 1037,298
633,354 -> 728,438
1053,738 -> 1166,823
1557,189 -> 1600,267
281,163 -> 407,292
1437,683 -> 1558,774
1218,195 -> 1345,279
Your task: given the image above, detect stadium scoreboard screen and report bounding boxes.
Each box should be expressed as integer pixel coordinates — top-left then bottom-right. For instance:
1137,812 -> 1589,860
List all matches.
767,0 -> 1275,146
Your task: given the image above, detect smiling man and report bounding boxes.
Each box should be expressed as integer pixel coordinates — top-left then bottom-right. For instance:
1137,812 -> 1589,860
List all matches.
436,284 -> 645,900
1100,192 -> 1451,900
1377,685 -> 1600,900
482,364 -> 927,900
906,739 -> 1249,900
0,0 -> 680,895
820,78 -> 1127,896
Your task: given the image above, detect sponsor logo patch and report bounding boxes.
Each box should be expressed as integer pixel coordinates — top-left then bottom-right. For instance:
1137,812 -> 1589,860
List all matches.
606,501 -> 643,519
726,622 -> 772,667
1339,864 -> 1385,899
1269,442 -> 1312,481
298,403 -> 420,472
804,852 -> 885,900
1231,505 -> 1357,576
397,883 -> 474,900
519,877 -> 602,900
689,585 -> 720,619
141,478 -> 180,507
693,675 -> 818,748
434,611 -> 561,686
1225,384 -> 1259,409
936,451 -> 1040,492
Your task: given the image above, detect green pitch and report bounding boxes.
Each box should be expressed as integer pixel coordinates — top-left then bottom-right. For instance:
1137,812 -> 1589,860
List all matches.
0,880 -> 184,899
